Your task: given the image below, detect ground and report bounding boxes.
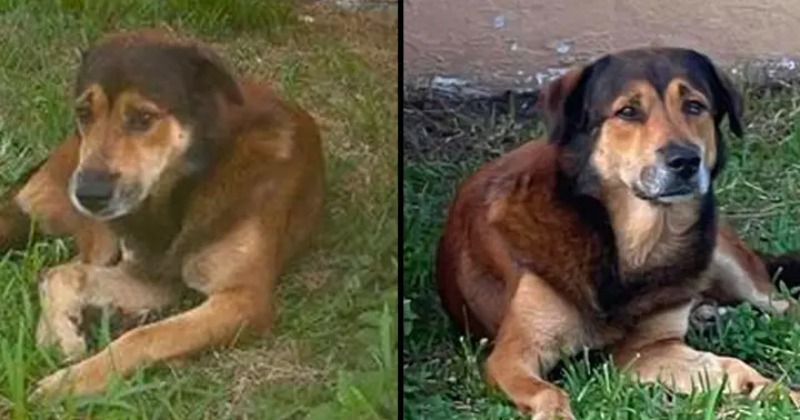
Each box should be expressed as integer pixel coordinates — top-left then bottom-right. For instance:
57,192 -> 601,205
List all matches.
403,83 -> 800,419
0,1 -> 397,419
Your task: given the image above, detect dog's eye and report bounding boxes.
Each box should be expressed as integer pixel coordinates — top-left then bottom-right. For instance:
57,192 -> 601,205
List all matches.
75,105 -> 92,126
683,100 -> 707,116
615,105 -> 642,121
126,110 -> 157,132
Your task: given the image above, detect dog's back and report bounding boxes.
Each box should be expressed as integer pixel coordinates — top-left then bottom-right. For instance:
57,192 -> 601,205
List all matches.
436,140 -> 602,338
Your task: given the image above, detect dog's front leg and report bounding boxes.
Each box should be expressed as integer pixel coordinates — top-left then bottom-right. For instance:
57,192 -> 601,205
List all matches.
35,262 -> 178,362
613,302 -> 800,404
33,284 -> 270,398
486,273 -> 589,420
33,217 -> 279,398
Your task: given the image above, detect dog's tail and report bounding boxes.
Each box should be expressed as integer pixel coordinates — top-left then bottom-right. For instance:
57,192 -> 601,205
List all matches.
0,159 -> 46,252
758,251 -> 800,292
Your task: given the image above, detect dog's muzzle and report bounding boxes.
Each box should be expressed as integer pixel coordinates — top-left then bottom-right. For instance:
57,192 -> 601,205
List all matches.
72,169 -> 118,214
637,142 -> 709,203
69,168 -> 142,220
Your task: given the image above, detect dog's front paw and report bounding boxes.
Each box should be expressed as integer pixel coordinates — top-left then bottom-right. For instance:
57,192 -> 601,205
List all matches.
521,387 -> 574,420
786,388 -> 800,409
30,367 -> 73,400
35,312 -> 88,362
31,353 -> 113,400
36,265 -> 88,361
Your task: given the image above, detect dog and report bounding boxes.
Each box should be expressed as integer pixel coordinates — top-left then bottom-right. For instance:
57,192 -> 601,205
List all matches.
436,47 -> 800,419
0,28 -> 325,398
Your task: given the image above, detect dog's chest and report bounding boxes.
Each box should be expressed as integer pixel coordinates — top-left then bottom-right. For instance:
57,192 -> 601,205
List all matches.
592,195 -> 718,318
114,208 -> 189,280
595,228 -> 715,321
118,235 -> 181,280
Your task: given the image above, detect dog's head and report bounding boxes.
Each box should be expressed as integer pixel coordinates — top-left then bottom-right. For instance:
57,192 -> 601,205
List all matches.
68,32 -> 243,221
541,47 -> 743,204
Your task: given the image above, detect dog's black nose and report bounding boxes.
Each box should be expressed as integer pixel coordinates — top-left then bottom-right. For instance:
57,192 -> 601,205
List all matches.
73,169 -> 118,212
661,142 -> 701,179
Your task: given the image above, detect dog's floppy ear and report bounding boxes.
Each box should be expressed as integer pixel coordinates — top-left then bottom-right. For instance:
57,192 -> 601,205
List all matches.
74,47 -> 98,97
711,67 -> 744,138
179,46 -> 244,106
685,50 -> 744,138
537,63 -> 598,146
538,67 -> 584,128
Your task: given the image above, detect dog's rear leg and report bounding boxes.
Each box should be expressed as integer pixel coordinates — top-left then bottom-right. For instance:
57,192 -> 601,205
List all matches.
703,223 -> 791,315
2,135 -> 118,264
0,157 -> 48,251
613,302 -> 800,404
485,273 -> 584,420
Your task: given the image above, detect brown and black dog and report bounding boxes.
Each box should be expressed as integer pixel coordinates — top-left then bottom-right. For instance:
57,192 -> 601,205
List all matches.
436,47 -> 800,418
0,29 -> 324,397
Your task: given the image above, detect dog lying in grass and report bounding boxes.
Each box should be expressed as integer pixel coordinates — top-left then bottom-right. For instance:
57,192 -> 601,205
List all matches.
436,47 -> 800,419
0,28 -> 325,398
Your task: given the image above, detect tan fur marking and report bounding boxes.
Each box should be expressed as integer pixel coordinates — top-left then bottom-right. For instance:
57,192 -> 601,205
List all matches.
606,193 -> 700,270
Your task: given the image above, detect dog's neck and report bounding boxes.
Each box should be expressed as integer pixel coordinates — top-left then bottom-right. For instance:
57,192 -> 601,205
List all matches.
604,189 -> 705,271
109,157 -> 207,258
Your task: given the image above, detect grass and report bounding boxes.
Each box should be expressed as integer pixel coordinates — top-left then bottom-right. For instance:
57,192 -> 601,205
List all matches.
0,1 -> 397,419
403,84 -> 800,419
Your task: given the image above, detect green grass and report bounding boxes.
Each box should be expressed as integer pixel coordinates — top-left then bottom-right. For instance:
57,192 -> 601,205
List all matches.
0,1 -> 397,419
403,85 -> 800,419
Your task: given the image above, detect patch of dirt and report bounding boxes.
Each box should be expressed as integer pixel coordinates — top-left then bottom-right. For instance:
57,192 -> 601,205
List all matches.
402,86 -> 545,164
209,338 -> 329,414
402,79 -> 800,165
292,249 -> 335,291
311,0 -> 398,12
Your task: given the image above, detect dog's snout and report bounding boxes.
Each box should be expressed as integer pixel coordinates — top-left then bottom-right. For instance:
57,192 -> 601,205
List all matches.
73,169 -> 118,212
660,142 -> 701,179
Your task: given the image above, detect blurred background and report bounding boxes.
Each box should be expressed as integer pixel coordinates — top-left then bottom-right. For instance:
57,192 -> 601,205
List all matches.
404,0 -> 800,91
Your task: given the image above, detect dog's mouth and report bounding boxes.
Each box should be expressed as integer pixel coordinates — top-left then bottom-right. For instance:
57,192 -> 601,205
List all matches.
634,185 -> 696,205
634,164 -> 710,204
68,177 -> 144,221
78,201 -> 134,221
